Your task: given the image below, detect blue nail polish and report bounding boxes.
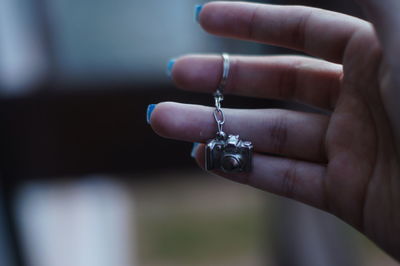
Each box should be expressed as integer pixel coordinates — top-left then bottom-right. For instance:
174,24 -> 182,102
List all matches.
191,143 -> 200,158
166,59 -> 176,78
146,104 -> 156,124
194,4 -> 203,23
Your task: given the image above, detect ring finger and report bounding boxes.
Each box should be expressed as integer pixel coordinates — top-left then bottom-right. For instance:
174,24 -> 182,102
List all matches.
171,55 -> 342,110
150,102 -> 329,163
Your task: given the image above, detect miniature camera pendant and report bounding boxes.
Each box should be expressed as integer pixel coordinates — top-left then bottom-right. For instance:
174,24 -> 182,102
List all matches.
205,54 -> 253,173
206,133 -> 253,173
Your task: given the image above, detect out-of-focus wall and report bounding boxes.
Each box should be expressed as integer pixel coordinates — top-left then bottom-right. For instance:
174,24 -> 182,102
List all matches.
15,177 -> 136,266
0,0 -> 265,94
44,0 -> 264,86
0,0 -> 48,95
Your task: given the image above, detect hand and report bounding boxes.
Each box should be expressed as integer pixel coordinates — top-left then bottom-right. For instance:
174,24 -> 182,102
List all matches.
148,1 -> 400,260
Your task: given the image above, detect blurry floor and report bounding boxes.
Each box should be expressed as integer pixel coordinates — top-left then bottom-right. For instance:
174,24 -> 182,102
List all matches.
130,170 -> 400,266
131,170 -> 268,266
13,170 -> 400,266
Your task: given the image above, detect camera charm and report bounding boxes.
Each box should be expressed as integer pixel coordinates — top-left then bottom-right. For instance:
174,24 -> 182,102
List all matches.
205,53 -> 253,173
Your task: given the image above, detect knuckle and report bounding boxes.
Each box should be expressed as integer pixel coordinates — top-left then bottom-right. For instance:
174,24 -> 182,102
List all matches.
290,8 -> 313,51
281,161 -> 299,198
247,4 -> 262,40
269,114 -> 289,155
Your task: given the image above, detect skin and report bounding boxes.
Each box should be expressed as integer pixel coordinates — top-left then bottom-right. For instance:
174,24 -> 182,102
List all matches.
149,1 -> 400,260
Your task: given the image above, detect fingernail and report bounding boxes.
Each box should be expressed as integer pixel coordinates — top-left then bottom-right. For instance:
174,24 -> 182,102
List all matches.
146,104 -> 156,124
166,59 -> 176,78
194,4 -> 203,23
191,143 -> 200,158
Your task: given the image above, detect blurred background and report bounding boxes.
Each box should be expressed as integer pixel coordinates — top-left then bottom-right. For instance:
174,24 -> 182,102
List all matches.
0,0 -> 399,265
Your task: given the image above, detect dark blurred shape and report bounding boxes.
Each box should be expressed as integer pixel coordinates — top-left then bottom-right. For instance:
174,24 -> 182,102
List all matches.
277,0 -> 364,18
0,188 -> 16,266
0,88 -> 287,180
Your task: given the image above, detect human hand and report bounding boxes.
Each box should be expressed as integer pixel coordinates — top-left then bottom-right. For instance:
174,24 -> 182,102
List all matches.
148,1 -> 400,260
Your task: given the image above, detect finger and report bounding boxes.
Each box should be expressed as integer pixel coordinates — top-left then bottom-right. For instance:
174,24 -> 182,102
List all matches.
192,143 -> 327,210
151,102 -> 329,162
172,55 -> 342,110
198,1 -> 370,63
355,0 -> 400,54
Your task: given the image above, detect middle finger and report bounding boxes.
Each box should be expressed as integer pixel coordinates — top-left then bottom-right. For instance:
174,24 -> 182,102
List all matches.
171,55 -> 342,110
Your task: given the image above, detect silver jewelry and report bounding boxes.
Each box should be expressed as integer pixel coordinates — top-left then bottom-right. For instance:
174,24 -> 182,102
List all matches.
205,53 -> 253,173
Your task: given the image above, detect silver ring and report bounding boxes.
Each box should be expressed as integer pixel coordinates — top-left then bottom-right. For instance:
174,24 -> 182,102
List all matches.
217,53 -> 230,93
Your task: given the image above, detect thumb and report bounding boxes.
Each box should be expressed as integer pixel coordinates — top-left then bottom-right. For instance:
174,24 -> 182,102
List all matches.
355,0 -> 400,59
355,0 -> 400,152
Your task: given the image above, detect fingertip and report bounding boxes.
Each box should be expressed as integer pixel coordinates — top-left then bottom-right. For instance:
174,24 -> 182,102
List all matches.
146,104 -> 157,124
196,1 -> 244,35
166,58 -> 176,79
194,4 -> 203,23
149,102 -> 205,141
195,2 -> 216,26
172,55 -> 220,92
197,2 -> 215,32
147,102 -> 175,137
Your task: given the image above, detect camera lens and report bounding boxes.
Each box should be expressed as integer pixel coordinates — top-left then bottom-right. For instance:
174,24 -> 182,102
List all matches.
221,155 -> 242,172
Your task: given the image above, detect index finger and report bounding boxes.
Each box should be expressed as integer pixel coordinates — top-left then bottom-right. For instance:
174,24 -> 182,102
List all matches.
198,1 -> 370,63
